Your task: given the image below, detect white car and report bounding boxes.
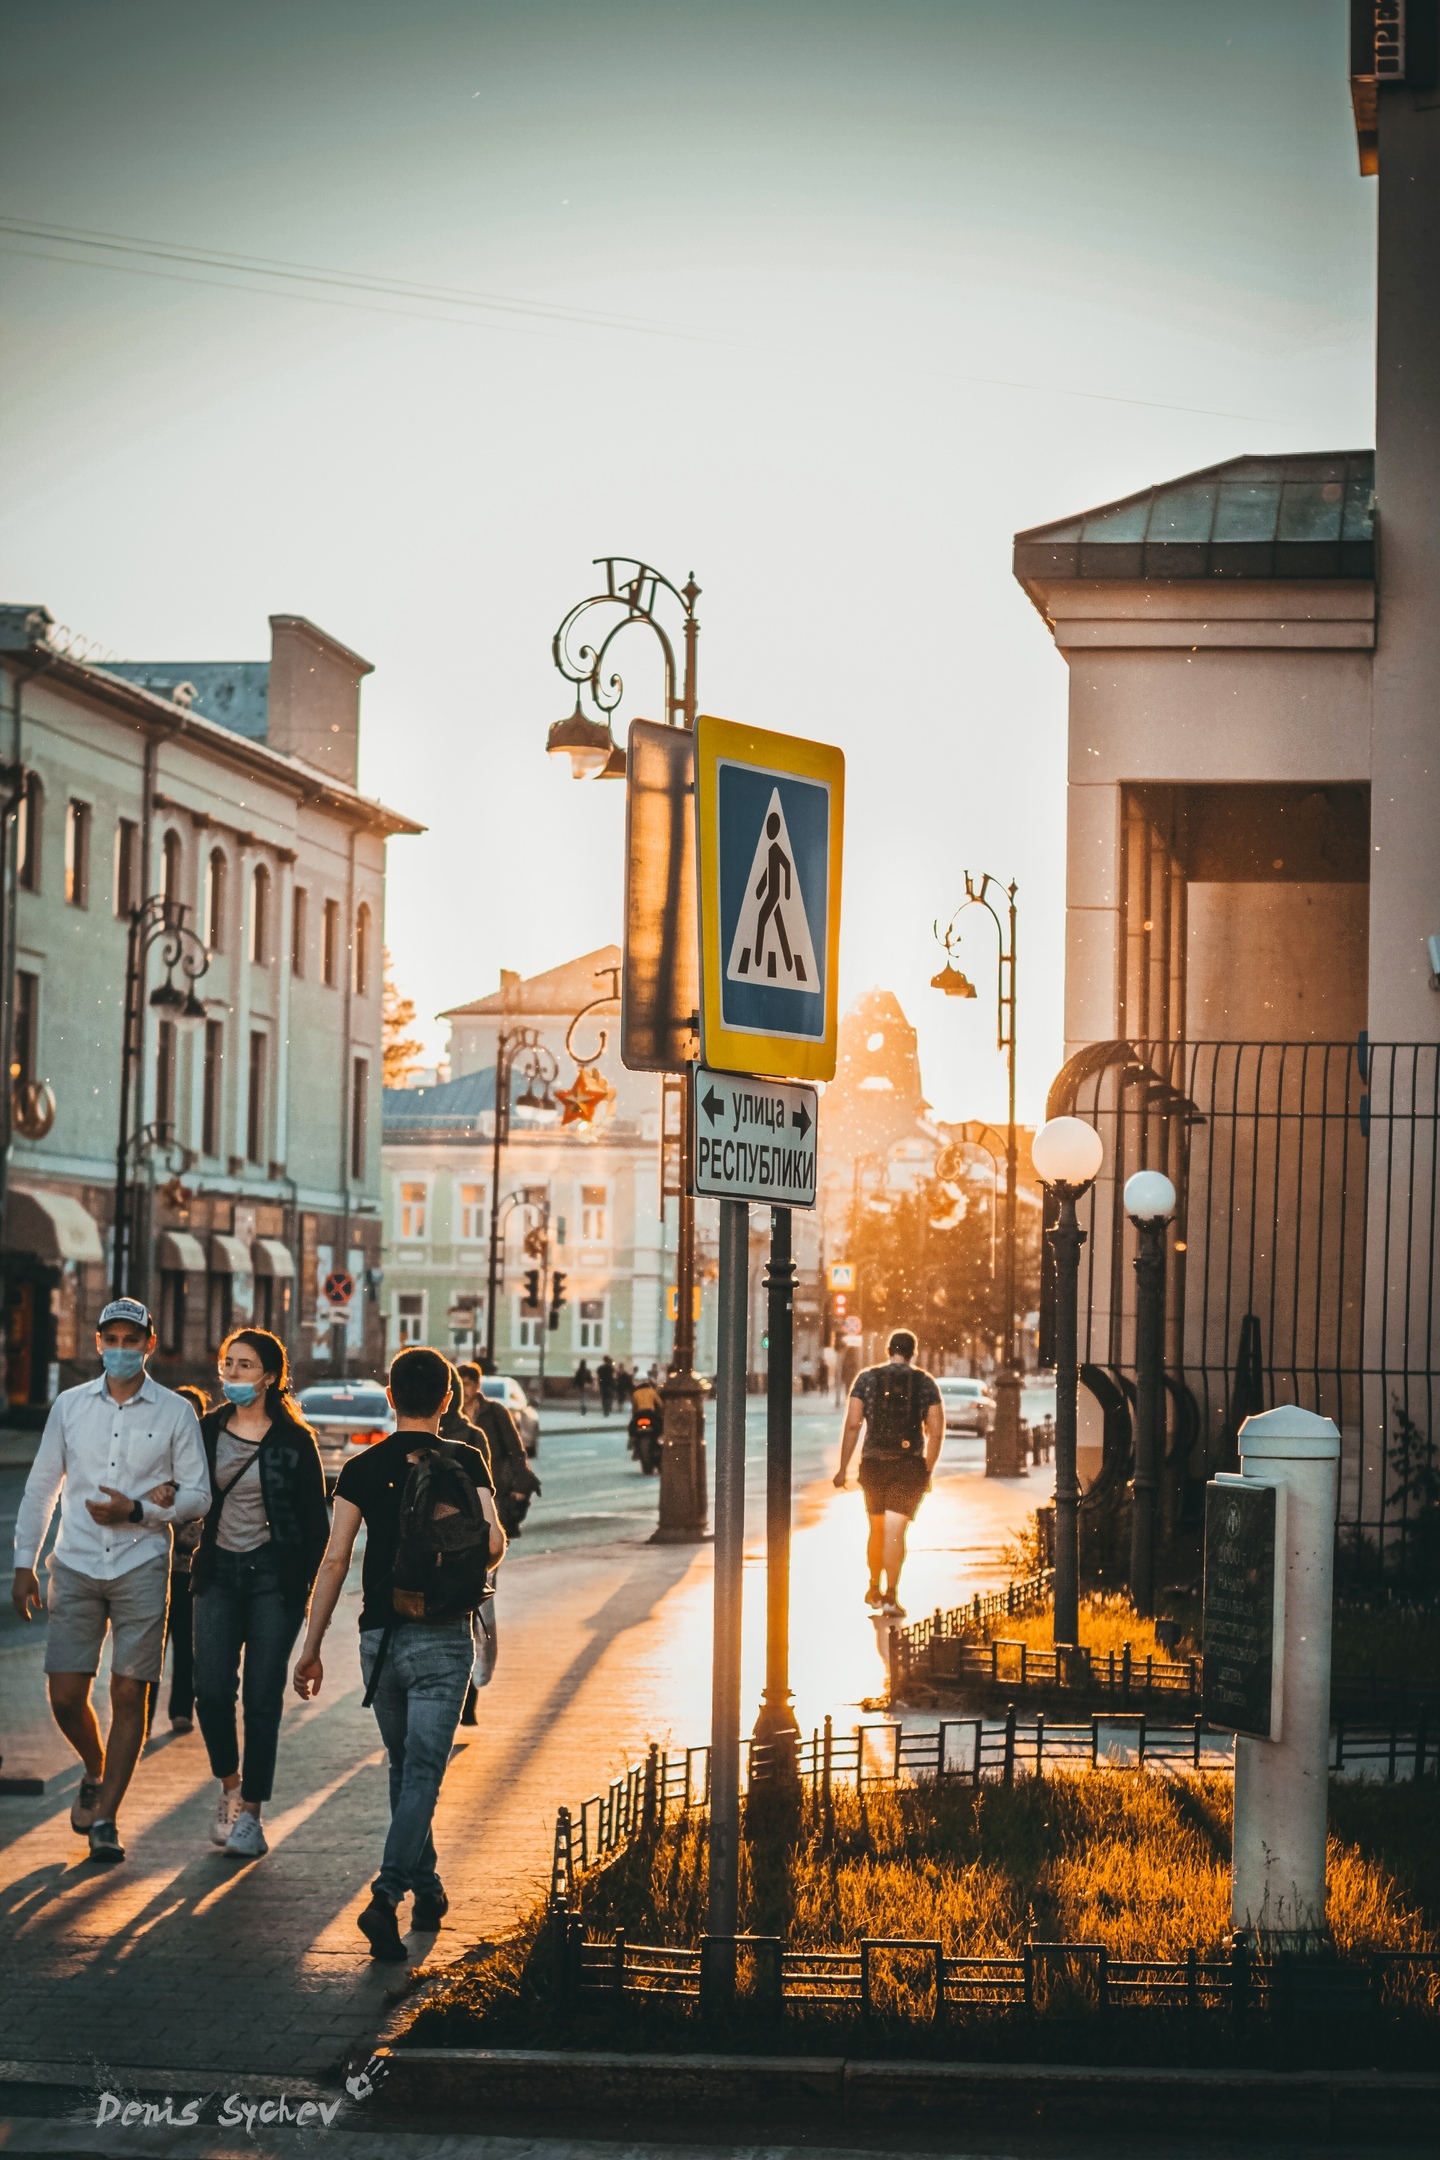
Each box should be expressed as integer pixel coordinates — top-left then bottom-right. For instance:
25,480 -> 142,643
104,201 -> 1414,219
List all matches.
936,1376 -> 994,1434
298,1381 -> 396,1490
481,1374 -> 540,1457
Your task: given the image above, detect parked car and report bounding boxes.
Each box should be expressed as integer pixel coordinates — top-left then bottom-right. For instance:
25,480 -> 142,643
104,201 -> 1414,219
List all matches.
936,1376 -> 995,1434
298,1381 -> 395,1490
483,1374 -> 540,1457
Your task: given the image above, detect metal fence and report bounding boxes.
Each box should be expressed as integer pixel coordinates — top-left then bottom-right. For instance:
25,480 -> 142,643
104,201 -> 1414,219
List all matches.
1045,1038 -> 1440,1576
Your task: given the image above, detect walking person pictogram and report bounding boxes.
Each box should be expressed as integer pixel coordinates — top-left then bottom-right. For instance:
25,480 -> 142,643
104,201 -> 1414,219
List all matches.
726,787 -> 820,990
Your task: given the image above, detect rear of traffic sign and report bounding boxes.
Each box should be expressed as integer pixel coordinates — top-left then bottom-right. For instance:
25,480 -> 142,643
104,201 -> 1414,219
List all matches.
689,1065 -> 818,1208
695,715 -> 844,1082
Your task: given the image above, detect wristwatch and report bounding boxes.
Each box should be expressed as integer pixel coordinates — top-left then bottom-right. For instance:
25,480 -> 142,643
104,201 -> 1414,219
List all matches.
129,1498 -> 144,1524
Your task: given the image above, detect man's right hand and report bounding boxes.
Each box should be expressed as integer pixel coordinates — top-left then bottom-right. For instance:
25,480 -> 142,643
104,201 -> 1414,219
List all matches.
11,1568 -> 41,1622
292,1653 -> 324,1700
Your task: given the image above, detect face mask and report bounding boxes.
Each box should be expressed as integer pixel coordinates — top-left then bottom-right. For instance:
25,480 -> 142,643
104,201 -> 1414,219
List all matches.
101,1346 -> 146,1381
223,1381 -> 260,1408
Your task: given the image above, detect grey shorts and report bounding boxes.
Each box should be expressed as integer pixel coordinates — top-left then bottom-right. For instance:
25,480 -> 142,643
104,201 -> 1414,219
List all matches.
45,1554 -> 171,1681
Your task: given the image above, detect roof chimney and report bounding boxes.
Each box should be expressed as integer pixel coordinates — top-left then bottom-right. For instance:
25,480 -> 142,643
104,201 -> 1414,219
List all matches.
266,615 -> 373,786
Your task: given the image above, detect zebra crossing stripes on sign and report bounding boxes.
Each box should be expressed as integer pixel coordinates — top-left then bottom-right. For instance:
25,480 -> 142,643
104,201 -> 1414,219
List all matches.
689,1066 -> 818,1208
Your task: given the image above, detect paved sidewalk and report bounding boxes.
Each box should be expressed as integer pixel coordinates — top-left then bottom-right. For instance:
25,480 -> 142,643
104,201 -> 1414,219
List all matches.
0,1412 -> 1048,2079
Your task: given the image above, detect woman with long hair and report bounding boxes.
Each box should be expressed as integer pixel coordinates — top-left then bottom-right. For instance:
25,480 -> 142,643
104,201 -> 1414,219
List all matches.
191,1329 -> 328,1858
162,1383 -> 209,1734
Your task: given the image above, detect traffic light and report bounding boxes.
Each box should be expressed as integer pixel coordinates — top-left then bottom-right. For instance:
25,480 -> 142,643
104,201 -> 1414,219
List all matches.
523,1269 -> 541,1307
548,1271 -> 567,1332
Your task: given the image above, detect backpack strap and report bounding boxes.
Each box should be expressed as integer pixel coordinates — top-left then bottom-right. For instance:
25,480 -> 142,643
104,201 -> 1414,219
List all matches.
361,1623 -> 394,1710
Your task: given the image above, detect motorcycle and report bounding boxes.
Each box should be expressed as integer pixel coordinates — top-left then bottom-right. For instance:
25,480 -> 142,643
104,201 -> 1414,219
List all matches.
628,1405 -> 663,1476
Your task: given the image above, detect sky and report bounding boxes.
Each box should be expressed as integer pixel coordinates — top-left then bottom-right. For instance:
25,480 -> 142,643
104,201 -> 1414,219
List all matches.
0,0 -> 1376,1121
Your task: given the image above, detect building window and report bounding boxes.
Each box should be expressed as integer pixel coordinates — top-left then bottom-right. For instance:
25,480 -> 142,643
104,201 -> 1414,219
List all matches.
208,1272 -> 232,1350
162,828 -> 183,909
159,1272 -> 186,1358
322,899 -> 340,987
205,848 -> 227,950
156,1019 -> 177,1138
202,1019 -> 224,1157
581,1185 -> 608,1242
351,1056 -> 368,1180
578,1298 -> 606,1351
458,1183 -> 486,1242
114,817 -> 139,917
246,1032 -> 266,1164
517,1299 -> 544,1351
16,773 -> 42,893
291,886 -> 307,976
399,1180 -> 427,1241
64,800 -> 90,908
254,1274 -> 275,1331
249,864 -> 270,964
396,1292 -> 426,1348
355,903 -> 371,997
12,970 -> 38,1089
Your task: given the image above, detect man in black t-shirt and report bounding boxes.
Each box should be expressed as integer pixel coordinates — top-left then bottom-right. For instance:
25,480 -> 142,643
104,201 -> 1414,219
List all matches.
293,1347 -> 504,1962
832,1329 -> 943,1619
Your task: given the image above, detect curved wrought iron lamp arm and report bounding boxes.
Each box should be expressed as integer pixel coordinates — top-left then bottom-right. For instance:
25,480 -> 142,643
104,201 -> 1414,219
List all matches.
937,870 -> 1016,1054
551,557 -> 698,725
564,967 -> 622,1065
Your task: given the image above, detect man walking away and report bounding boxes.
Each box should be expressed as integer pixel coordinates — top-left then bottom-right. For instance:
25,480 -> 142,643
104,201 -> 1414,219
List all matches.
453,1362 -> 539,1540
573,1360 -> 592,1415
293,1347 -> 504,1961
833,1329 -> 943,1619
597,1354 -> 616,1418
11,1299 -> 209,1863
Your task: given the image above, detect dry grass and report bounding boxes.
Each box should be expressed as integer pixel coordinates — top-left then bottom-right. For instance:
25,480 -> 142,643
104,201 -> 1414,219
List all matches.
979,1591 -> 1189,1663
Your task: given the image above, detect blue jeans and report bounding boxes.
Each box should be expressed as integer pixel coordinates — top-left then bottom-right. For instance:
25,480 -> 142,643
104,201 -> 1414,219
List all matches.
359,1619 -> 473,1904
193,1546 -> 303,1804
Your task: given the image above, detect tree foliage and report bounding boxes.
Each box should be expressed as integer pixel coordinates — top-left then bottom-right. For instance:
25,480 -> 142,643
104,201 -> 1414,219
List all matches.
847,1176 -> 1041,1367
382,948 -> 425,1087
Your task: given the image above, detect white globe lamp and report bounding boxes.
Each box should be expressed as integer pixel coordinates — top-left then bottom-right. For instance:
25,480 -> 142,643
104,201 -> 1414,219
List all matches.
1032,1116 -> 1104,1189
1123,1169 -> 1177,1222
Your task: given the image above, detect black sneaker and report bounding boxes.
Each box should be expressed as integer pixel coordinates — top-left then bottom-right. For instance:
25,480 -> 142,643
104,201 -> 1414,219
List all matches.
411,1890 -> 449,1931
88,1819 -> 125,1864
71,1778 -> 103,1833
357,1892 -> 407,1963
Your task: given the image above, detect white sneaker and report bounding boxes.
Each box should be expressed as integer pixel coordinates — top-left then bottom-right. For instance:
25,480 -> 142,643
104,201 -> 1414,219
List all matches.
224,1810 -> 268,1860
210,1788 -> 241,1847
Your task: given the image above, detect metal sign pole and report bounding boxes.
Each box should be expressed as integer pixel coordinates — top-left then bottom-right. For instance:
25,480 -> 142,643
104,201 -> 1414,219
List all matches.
704,1194 -> 749,2008
755,1203 -> 800,1752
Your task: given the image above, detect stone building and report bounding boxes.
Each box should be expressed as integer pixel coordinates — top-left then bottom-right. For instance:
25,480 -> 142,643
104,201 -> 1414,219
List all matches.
0,606 -> 419,1413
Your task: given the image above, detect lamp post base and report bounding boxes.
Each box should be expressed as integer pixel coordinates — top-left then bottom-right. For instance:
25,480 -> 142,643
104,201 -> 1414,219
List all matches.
987,1365 -> 1026,1478
651,1371 -> 708,1542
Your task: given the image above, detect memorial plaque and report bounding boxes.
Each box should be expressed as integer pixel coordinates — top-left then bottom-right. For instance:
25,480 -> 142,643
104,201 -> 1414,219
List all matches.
1202,1478 -> 1282,1740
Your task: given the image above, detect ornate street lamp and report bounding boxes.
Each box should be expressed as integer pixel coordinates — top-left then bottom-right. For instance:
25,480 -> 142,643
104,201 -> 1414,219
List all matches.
483,1029 -> 559,1370
1032,1114 -> 1104,1647
112,896 -> 211,1299
934,872 -> 1021,1472
547,558 -> 706,1539
1124,1167 -> 1176,1617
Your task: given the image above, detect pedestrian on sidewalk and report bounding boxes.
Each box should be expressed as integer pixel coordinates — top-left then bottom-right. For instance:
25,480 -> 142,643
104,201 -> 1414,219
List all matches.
9,1298 -> 209,1865
832,1329 -> 943,1620
191,1331 -> 329,1861
573,1359 -> 592,1415
453,1362 -> 539,1540
597,1353 -> 616,1417
155,1383 -> 210,1736
293,1347 -> 506,1962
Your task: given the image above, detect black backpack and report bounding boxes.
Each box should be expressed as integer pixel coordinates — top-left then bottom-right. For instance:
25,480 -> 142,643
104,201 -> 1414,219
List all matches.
863,1365 -> 923,1457
390,1444 -> 492,1623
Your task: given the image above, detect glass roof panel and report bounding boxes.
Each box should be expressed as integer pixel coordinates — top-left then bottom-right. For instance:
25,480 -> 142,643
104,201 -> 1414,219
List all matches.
1079,496 -> 1149,543
1213,482 -> 1280,542
1277,481 -> 1344,542
1145,482 -> 1216,543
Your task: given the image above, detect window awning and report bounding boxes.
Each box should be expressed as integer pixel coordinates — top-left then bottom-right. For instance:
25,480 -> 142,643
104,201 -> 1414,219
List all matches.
3,1186 -> 105,1266
209,1234 -> 253,1275
157,1231 -> 208,1273
252,1239 -> 295,1279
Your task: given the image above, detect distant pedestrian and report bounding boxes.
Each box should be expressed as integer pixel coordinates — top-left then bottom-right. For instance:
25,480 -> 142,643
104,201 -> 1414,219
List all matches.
157,1383 -> 210,1735
597,1354 -> 616,1417
10,1298 -> 208,1865
616,1363 -> 634,1407
293,1347 -> 505,1962
453,1362 -> 539,1540
191,1331 -> 328,1860
832,1329 -> 943,1620
573,1360 -> 592,1415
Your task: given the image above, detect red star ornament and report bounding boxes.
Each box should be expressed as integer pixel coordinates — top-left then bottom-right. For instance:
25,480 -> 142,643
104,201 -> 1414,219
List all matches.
556,1065 -> 616,1126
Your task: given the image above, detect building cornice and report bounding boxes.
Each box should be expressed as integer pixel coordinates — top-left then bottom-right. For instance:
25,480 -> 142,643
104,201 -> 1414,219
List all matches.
1021,578 -> 1376,655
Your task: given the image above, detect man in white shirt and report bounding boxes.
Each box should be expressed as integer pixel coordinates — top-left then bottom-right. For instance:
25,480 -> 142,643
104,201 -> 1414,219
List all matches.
11,1297 -> 209,1864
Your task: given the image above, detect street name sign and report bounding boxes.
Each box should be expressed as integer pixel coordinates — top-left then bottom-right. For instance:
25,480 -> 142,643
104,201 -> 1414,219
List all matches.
689,1064 -> 818,1208
1202,1474 -> 1286,1740
695,714 -> 844,1082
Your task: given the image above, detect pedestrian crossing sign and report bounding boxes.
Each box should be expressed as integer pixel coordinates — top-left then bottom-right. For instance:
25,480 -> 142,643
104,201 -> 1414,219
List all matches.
695,714 -> 844,1081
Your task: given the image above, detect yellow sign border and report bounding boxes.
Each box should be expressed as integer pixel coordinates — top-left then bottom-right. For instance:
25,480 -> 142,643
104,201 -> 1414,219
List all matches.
695,713 -> 844,1082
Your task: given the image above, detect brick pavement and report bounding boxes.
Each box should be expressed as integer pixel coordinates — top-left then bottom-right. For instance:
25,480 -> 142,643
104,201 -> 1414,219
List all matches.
0,1425 -> 1046,2079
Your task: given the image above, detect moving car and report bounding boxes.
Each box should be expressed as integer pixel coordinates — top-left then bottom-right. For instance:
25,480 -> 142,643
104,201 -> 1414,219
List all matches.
298,1381 -> 395,1490
936,1376 -> 994,1435
483,1374 -> 540,1457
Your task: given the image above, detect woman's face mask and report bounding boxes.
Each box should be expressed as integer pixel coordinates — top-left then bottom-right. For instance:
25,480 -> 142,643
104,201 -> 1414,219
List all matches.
222,1380 -> 260,1408
101,1346 -> 146,1382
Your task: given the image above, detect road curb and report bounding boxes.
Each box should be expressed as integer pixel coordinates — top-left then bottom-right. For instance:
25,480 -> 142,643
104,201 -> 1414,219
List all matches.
375,2047 -> 1440,2141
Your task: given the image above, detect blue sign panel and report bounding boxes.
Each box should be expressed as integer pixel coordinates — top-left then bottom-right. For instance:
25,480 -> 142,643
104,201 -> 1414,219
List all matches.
716,760 -> 831,1042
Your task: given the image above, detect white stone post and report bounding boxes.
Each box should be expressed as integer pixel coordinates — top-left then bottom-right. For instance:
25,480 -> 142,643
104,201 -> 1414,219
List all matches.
1231,1405 -> 1340,1947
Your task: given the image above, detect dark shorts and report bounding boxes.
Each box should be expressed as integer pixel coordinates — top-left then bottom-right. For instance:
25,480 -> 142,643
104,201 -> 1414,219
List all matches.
858,1453 -> 929,1521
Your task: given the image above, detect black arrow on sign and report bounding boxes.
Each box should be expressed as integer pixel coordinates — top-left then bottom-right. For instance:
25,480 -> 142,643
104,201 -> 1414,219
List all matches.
791,1101 -> 812,1139
701,1085 -> 725,1125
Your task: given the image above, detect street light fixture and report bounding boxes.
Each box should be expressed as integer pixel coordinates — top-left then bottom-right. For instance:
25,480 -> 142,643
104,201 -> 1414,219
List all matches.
484,1028 -> 560,1371
1032,1114 -> 1104,1647
546,694 -> 620,781
112,895 -> 211,1300
1123,1167 -> 1176,1619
